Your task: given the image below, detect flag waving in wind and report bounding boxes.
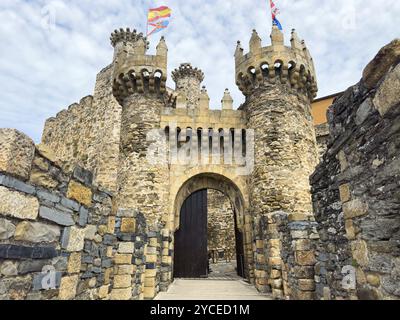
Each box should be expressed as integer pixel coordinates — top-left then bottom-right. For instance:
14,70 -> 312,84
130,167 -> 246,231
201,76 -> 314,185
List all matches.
147,6 -> 172,36
269,0 -> 283,30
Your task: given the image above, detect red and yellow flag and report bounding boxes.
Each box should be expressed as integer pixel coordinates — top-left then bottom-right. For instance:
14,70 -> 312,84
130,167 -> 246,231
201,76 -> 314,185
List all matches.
148,6 -> 172,23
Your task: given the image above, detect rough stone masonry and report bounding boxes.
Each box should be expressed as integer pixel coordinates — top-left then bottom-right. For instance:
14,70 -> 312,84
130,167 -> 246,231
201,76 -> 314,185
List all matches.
0,23 -> 399,300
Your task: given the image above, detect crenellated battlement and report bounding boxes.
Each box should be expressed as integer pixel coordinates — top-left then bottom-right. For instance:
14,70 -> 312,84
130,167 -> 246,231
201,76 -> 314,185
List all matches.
111,28 -> 168,104
235,26 -> 318,99
172,63 -> 205,83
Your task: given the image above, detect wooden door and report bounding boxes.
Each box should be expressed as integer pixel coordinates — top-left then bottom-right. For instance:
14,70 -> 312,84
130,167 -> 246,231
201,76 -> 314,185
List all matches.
173,189 -> 208,278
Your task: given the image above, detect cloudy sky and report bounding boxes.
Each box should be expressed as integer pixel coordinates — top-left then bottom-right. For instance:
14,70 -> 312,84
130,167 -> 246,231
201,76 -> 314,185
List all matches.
1,0 -> 399,142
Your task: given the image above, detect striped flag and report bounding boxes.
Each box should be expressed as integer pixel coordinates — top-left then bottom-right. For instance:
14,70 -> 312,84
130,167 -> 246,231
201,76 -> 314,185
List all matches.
147,6 -> 172,36
269,0 -> 283,30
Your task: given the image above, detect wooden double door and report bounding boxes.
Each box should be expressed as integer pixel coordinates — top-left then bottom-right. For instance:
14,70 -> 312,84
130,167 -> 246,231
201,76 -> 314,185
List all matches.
173,189 -> 245,278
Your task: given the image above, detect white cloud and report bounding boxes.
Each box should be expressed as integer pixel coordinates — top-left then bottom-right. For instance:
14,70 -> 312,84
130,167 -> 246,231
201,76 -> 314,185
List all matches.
0,0 -> 399,142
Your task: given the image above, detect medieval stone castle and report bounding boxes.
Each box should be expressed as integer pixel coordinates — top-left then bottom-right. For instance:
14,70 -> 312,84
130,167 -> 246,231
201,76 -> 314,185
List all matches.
0,22 -> 399,300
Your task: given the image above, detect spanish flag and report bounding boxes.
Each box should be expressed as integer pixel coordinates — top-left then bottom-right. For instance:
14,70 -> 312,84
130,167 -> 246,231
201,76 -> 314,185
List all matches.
148,6 -> 172,23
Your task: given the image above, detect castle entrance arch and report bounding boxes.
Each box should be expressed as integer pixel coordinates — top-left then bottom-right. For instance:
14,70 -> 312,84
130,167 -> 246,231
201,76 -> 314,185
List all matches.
172,173 -> 249,280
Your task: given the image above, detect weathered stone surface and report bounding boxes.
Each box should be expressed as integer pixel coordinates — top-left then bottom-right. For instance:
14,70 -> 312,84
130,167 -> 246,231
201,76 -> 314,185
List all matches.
36,144 -> 60,165
73,167 -> 93,186
114,254 -> 132,265
15,221 -> 60,243
0,244 -> 58,260
351,240 -> 369,267
362,39 -> 400,89
61,226 -> 86,252
118,242 -> 134,254
110,288 -> 132,300
0,186 -> 39,220
0,129 -> 35,180
67,180 -> 92,206
59,275 -> 79,300
120,218 -> 136,233
0,261 -> 18,276
113,275 -> 132,288
342,199 -> 368,219
39,206 -> 74,226
339,184 -> 351,203
0,218 -> 16,240
30,169 -> 58,189
373,63 -> 400,116
295,251 -> 317,266
67,252 -> 82,274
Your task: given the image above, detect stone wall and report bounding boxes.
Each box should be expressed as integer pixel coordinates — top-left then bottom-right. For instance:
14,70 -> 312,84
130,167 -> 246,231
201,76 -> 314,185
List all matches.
311,39 -> 400,300
254,212 -> 319,300
207,190 -> 235,260
42,65 -> 122,193
0,128 -> 158,300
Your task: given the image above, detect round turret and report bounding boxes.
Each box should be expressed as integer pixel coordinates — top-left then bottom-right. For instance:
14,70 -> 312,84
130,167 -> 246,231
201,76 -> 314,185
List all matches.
172,63 -> 205,110
235,27 -> 318,100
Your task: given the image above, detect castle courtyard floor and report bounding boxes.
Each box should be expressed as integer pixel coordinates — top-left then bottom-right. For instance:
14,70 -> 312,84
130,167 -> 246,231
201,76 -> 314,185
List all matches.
154,279 -> 272,300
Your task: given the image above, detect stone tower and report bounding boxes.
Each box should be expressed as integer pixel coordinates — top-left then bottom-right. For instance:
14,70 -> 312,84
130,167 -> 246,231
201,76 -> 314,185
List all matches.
111,28 -> 170,226
236,27 -> 319,220
172,63 -> 205,110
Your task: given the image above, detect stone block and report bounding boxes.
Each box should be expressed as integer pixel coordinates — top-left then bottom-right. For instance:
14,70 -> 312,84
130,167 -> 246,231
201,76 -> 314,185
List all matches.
0,186 -> 39,220
98,285 -> 110,299
107,217 -> 116,234
78,207 -> 89,227
15,221 -> 60,243
351,240 -> 369,267
373,62 -> 400,116
61,226 -> 86,252
33,156 -> 49,171
68,252 -> 82,274
295,239 -> 312,251
343,199 -> 368,219
84,225 -> 97,240
0,174 -> 36,194
30,169 -> 58,189
0,261 -> 18,276
114,254 -> 132,265
116,265 -> 134,275
121,218 -> 136,233
118,242 -> 134,254
143,286 -> 156,299
146,254 -> 157,263
345,219 -> 356,240
72,167 -> 93,186
144,277 -> 156,287
110,288 -> 132,300
67,180 -> 92,207
0,218 -> 16,240
104,268 -> 112,285
339,184 -> 351,203
39,206 -> 74,226
145,269 -> 157,278
366,274 -> 381,287
59,275 -> 79,300
114,275 -> 132,288
0,244 -> 58,260
61,197 -> 80,211
36,144 -> 59,165
295,251 -> 316,266
362,39 -> 400,90
298,279 -> 315,291
0,129 -> 35,180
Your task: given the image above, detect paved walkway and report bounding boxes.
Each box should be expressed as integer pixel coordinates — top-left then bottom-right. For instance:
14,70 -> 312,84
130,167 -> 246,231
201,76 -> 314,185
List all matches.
155,279 -> 272,300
